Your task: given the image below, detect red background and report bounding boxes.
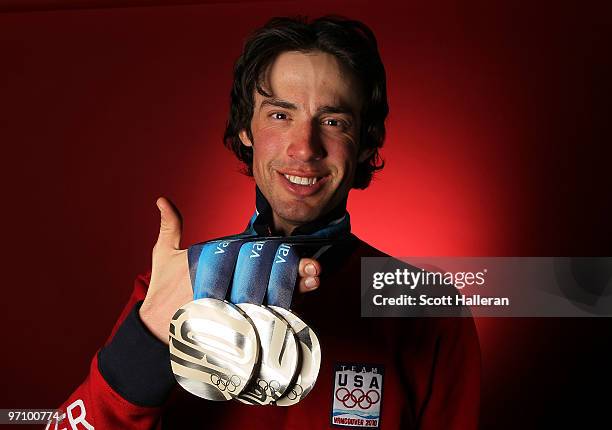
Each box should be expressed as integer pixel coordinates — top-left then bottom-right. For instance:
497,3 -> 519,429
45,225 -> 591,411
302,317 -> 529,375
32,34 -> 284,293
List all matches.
1,1 -> 610,428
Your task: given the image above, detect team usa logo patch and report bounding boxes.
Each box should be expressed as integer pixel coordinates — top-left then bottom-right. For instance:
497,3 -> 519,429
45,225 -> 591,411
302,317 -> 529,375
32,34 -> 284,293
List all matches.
331,363 -> 384,429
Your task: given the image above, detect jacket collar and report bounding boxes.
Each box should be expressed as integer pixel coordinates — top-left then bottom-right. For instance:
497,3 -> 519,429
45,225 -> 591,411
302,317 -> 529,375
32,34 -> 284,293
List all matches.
248,186 -> 350,237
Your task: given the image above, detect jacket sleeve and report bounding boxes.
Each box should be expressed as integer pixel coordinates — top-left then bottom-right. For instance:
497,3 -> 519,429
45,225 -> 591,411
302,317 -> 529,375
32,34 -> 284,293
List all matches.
419,317 -> 481,430
47,274 -> 177,430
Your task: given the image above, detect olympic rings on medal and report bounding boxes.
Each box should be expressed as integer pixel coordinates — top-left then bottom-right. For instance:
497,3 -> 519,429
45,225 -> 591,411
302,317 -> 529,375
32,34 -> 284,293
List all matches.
335,388 -> 380,409
210,374 -> 241,393
285,384 -> 304,400
256,379 -> 282,397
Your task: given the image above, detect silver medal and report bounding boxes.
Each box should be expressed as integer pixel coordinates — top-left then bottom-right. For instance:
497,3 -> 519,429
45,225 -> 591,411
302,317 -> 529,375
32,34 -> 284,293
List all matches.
269,306 -> 321,406
169,298 -> 260,401
234,303 -> 300,405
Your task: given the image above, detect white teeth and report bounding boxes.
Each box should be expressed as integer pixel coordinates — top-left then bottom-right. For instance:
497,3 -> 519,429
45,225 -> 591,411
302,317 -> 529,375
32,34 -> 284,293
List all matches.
284,174 -> 319,186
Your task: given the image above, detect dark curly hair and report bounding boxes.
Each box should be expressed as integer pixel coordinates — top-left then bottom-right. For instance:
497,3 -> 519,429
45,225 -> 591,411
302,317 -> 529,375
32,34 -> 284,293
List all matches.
223,15 -> 388,189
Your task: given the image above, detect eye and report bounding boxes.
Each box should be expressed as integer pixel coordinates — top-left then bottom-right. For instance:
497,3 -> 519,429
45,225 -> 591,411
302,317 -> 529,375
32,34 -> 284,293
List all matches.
322,118 -> 349,129
271,112 -> 288,120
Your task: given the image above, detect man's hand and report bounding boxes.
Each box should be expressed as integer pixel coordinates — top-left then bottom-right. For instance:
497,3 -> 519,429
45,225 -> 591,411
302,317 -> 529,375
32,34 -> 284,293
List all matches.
139,197 -> 322,344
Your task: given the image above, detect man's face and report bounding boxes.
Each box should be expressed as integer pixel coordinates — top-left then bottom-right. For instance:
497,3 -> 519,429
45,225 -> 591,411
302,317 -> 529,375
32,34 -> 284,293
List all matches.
239,50 -> 369,234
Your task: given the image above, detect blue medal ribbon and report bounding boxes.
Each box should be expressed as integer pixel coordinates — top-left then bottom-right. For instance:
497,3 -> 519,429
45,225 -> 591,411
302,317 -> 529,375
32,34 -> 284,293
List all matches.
265,243 -> 301,309
230,240 -> 280,304
189,238 -> 251,300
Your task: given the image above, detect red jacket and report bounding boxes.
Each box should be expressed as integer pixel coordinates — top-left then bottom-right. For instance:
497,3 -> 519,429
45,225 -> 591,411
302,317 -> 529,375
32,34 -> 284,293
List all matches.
52,236 -> 480,429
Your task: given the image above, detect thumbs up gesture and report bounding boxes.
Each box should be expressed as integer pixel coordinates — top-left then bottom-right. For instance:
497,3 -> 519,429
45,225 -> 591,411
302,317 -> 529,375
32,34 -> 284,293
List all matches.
139,197 -> 322,343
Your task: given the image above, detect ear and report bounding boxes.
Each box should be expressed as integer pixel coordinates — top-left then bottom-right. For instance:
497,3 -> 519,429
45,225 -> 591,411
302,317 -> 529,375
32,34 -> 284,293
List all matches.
357,146 -> 375,163
239,129 -> 253,147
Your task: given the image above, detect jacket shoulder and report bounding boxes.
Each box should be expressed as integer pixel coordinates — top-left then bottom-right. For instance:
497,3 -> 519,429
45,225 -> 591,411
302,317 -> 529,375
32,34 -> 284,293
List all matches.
347,234 -> 390,258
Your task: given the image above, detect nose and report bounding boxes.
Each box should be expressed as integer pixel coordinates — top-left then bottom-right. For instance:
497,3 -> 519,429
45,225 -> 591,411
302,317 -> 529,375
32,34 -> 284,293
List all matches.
286,121 -> 326,162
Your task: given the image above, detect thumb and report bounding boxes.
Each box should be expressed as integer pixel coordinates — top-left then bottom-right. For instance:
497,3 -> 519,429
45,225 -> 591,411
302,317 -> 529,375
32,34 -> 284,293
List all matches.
155,197 -> 182,250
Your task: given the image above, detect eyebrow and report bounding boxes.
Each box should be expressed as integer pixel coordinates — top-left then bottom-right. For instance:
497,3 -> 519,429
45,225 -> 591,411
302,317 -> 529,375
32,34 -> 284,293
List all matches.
260,97 -> 357,118
316,105 -> 356,118
260,98 -> 297,111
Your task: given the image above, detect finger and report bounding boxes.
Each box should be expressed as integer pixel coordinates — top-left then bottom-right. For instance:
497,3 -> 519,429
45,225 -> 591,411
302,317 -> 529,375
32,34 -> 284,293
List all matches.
155,197 -> 183,250
298,258 -> 322,293
299,275 -> 319,293
299,258 -> 321,278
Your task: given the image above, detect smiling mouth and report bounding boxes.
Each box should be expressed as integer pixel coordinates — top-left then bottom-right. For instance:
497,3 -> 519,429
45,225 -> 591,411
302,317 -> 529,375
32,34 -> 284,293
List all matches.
283,174 -> 320,186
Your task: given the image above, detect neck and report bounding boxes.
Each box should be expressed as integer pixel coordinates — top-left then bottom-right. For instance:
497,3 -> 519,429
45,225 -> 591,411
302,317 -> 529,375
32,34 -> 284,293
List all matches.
271,214 -> 304,237
253,186 -> 348,237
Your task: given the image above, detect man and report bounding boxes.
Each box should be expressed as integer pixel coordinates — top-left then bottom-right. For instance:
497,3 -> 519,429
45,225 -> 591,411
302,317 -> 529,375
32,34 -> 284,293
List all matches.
53,16 -> 480,429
